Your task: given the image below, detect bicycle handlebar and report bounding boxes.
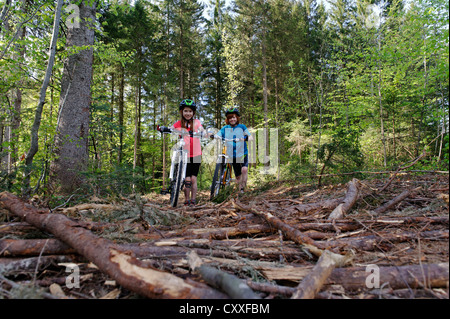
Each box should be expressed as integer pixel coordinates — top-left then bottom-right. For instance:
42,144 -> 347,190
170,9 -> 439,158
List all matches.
157,126 -> 249,142
157,125 -> 207,139
210,134 -> 247,142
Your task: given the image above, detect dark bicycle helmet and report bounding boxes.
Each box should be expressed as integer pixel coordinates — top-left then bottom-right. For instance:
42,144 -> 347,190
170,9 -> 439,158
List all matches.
225,107 -> 240,117
179,99 -> 197,112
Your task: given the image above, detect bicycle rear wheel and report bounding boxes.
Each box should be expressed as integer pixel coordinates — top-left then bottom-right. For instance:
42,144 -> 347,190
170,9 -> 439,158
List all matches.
170,159 -> 183,207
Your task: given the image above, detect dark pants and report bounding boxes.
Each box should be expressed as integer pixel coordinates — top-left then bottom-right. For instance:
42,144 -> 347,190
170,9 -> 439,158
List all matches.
186,156 -> 201,177
231,155 -> 248,178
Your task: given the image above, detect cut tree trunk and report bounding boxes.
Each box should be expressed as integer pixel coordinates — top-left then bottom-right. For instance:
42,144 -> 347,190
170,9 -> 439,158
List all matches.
293,198 -> 342,215
371,189 -> 411,215
0,255 -> 75,275
0,192 -> 228,299
263,263 -> 449,291
188,251 -> 260,299
232,200 -> 350,267
0,238 -> 75,256
233,200 -> 322,250
328,178 -> 360,220
323,229 -> 449,251
291,250 -> 341,299
330,263 -> 449,291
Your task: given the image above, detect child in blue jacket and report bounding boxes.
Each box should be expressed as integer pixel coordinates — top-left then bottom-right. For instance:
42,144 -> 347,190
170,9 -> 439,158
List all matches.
216,107 -> 253,193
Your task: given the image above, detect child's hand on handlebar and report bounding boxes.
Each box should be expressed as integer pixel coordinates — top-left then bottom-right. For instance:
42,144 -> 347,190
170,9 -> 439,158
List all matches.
157,125 -> 171,133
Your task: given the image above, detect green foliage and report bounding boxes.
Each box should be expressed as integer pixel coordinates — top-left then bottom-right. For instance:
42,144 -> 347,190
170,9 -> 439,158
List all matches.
317,127 -> 364,173
1,0 -> 448,200
78,164 -> 147,199
210,184 -> 235,203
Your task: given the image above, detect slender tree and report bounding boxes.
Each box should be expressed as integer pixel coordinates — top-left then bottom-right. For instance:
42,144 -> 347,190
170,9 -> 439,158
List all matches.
23,0 -> 64,196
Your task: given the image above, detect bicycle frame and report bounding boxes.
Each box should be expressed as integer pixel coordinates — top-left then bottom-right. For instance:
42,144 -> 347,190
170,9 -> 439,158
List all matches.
219,144 -> 232,186
210,137 -> 234,199
159,126 -> 206,206
169,139 -> 187,183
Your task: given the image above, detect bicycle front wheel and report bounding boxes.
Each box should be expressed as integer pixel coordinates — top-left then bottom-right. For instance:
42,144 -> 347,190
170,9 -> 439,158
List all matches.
210,162 -> 224,200
170,159 -> 183,207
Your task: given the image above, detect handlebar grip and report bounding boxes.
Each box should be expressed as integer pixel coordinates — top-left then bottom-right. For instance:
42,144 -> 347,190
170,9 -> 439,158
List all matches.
158,126 -> 172,133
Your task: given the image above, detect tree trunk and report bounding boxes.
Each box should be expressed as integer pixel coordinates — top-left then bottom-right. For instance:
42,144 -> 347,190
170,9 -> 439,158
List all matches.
133,78 -> 142,171
179,3 -> 185,99
7,3 -> 26,173
0,0 -> 12,32
261,22 -> 269,168
49,1 -> 96,194
133,77 -> 142,190
377,36 -> 387,167
109,72 -> 115,166
23,0 -> 64,196
118,64 -> 125,164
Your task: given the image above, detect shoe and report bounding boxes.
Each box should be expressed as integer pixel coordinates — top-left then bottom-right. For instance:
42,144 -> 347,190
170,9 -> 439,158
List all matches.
184,200 -> 190,206
190,199 -> 196,206
240,188 -> 245,194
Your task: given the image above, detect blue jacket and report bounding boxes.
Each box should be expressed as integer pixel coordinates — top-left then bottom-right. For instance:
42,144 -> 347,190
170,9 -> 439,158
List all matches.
217,124 -> 251,159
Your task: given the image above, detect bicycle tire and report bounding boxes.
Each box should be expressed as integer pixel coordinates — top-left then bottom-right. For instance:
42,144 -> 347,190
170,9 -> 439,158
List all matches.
170,159 -> 183,207
210,162 -> 224,200
222,164 -> 231,187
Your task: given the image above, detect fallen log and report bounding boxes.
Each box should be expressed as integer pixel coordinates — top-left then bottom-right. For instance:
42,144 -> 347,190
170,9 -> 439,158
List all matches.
293,198 -> 342,215
371,189 -> 412,215
0,222 -> 40,236
291,250 -> 342,299
321,229 -> 449,252
0,239 -> 75,257
262,263 -> 449,291
232,200 -> 351,267
0,191 -> 228,299
245,280 -> 344,299
149,237 -> 304,260
233,200 -> 324,253
0,255 -> 75,275
246,280 -> 297,297
179,223 -> 273,240
0,235 -> 304,262
328,178 -> 360,220
188,251 -> 260,299
330,262 -> 449,291
288,216 -> 448,235
57,203 -> 120,215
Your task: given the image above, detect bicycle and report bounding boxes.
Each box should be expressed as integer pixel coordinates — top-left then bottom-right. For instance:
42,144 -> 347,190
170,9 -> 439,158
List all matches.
157,125 -> 205,207
210,135 -> 245,200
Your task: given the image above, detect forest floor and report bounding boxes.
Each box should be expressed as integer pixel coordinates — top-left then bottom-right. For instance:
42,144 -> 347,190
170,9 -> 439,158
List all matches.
0,172 -> 448,299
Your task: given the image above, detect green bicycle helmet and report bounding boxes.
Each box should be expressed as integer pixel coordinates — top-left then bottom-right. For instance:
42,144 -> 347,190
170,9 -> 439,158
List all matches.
179,99 -> 197,112
225,107 -> 240,117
